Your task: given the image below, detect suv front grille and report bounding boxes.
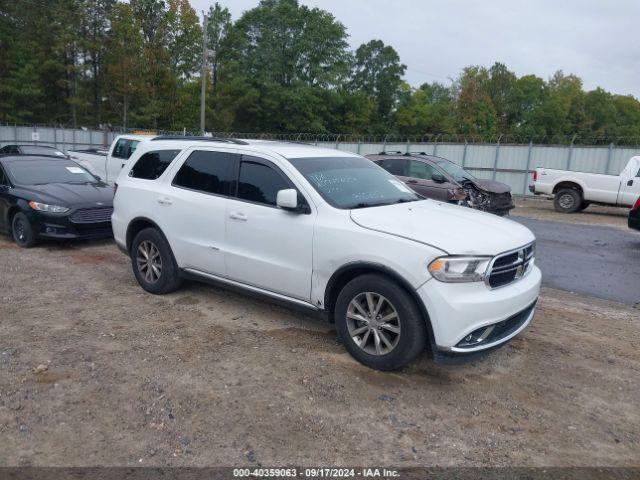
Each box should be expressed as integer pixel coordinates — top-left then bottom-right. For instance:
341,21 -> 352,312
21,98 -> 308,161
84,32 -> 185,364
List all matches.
486,243 -> 535,289
70,207 -> 113,224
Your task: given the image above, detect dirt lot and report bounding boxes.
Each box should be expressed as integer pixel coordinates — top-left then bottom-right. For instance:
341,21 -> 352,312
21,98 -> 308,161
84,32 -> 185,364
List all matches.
514,196 -> 629,229
0,202 -> 639,467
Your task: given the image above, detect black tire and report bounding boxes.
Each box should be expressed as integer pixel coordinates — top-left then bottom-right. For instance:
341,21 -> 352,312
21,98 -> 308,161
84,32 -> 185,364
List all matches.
334,274 -> 427,371
12,212 -> 37,248
130,227 -> 182,294
553,188 -> 582,213
577,201 -> 590,212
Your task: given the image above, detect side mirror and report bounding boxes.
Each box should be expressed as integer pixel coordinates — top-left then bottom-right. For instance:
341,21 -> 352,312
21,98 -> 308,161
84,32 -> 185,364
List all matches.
432,172 -> 446,184
277,189 -> 299,211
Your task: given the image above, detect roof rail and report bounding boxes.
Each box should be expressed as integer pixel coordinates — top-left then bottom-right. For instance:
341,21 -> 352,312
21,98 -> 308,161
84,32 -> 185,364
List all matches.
151,135 -> 249,145
377,150 -> 404,155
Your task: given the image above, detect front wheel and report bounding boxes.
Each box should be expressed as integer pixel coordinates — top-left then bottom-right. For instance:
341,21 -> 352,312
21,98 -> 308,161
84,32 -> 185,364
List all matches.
334,274 -> 427,371
131,228 -> 182,294
12,212 -> 37,248
553,188 -> 582,213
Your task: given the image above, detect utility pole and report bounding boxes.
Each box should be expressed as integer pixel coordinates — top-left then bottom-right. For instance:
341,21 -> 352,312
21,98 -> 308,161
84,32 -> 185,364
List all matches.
200,12 -> 208,135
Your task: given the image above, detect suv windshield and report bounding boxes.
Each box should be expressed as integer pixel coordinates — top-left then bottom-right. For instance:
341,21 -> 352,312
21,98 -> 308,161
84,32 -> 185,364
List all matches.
7,161 -> 97,185
289,156 -> 420,209
436,160 -> 475,182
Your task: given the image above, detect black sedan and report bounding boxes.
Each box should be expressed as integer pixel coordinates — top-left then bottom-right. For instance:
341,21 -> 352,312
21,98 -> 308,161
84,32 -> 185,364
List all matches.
0,155 -> 114,247
0,144 -> 69,158
630,197 -> 640,232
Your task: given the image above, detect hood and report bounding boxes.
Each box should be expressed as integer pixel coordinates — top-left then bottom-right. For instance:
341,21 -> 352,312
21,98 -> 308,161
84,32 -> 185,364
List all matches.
468,178 -> 511,194
350,200 -> 534,256
16,182 -> 114,207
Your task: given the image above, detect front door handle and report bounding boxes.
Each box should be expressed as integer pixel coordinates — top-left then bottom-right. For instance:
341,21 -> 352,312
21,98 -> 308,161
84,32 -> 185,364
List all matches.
229,212 -> 248,221
157,197 -> 173,205
406,179 -> 418,184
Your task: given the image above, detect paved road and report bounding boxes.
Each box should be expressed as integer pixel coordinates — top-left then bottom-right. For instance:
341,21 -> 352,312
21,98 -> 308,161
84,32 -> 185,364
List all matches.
512,216 -> 640,305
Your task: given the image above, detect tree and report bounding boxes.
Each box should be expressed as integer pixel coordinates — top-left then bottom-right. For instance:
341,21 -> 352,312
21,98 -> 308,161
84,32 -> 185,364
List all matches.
206,2 -> 232,89
351,40 -> 406,129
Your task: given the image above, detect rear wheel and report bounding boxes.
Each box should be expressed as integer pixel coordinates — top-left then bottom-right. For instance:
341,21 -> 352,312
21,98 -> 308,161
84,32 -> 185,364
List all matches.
554,188 -> 582,213
12,213 -> 37,248
334,274 -> 427,371
131,228 -> 182,294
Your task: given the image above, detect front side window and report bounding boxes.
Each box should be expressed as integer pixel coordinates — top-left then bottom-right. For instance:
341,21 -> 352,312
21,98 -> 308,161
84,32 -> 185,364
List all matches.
6,161 -> 96,185
378,159 -> 407,176
289,156 -> 419,209
237,158 -> 290,207
129,150 -> 181,180
172,150 -> 238,196
408,160 -> 439,180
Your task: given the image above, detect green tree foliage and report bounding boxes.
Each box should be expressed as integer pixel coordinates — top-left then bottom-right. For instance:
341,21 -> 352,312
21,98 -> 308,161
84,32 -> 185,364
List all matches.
1,0 -> 639,142
351,40 -> 406,129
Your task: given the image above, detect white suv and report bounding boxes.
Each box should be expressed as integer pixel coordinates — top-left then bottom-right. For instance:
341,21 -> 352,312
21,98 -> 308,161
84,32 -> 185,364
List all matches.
112,137 -> 541,371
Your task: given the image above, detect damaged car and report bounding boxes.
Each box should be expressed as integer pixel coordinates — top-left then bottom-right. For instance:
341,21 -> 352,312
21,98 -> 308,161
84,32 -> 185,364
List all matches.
368,152 -> 515,216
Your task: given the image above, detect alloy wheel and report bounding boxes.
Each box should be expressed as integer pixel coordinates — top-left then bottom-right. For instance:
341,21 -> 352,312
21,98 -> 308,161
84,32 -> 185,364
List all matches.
136,240 -> 163,284
14,219 -> 26,243
346,292 -> 401,356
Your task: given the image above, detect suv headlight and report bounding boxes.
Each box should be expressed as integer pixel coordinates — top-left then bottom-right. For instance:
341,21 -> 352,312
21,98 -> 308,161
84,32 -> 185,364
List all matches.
28,201 -> 69,213
428,256 -> 492,283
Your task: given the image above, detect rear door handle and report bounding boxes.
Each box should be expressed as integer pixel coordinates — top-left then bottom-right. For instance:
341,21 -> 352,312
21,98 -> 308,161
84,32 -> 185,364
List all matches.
407,179 -> 418,184
157,197 -> 173,205
628,179 -> 634,186
229,212 -> 248,221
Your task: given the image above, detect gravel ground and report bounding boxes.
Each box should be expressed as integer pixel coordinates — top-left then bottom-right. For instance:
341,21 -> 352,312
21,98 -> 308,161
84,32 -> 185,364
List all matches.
0,201 -> 638,467
513,196 -> 629,229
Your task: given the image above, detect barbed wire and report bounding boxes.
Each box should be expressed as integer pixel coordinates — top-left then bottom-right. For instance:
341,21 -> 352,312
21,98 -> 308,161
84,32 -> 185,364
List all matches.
2,122 -> 640,147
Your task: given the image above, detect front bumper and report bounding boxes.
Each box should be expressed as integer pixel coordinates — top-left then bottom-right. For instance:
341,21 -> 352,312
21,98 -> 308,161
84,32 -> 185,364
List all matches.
26,210 -> 113,240
416,264 -> 541,353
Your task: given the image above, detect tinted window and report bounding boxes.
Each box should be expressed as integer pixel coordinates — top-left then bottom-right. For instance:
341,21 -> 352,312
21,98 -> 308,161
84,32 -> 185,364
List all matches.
237,159 -> 289,206
289,156 -> 419,209
173,150 -> 237,195
408,160 -> 439,180
129,150 -> 180,180
6,161 -> 96,185
112,139 -> 139,159
378,159 -> 407,176
0,146 -> 9,154
0,166 -> 7,185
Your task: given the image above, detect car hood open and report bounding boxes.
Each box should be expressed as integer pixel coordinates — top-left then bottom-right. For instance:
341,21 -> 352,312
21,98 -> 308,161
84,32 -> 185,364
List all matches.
349,200 -> 534,255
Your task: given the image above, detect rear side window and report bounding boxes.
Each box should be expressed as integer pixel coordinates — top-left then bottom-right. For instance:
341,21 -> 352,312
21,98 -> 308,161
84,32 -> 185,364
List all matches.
0,166 -> 7,185
237,158 -> 289,207
112,139 -> 140,159
172,150 -> 238,196
129,150 -> 180,180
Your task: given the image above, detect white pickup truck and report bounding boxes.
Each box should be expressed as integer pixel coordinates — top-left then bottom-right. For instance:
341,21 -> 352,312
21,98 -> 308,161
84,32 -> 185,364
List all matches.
529,156 -> 640,213
68,134 -> 150,184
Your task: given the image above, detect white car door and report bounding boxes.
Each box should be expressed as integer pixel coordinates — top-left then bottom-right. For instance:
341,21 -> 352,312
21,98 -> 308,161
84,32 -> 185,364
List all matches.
156,148 -> 239,275
618,157 -> 640,206
225,154 -> 315,302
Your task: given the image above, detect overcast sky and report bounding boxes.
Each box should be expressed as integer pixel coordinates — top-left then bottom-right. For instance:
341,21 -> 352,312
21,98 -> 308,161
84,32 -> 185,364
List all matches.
188,0 -> 640,98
